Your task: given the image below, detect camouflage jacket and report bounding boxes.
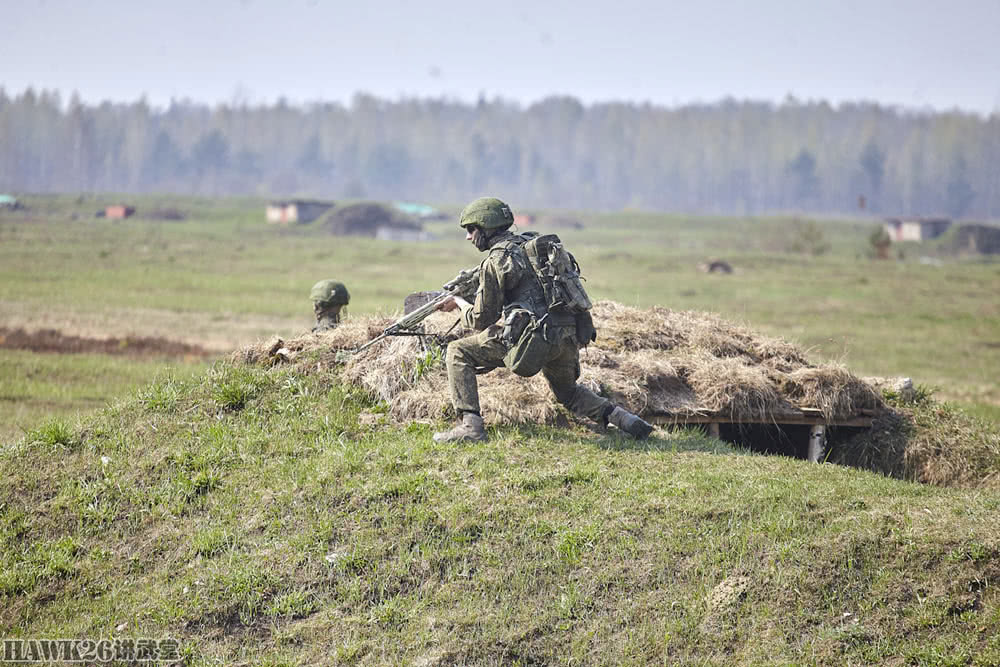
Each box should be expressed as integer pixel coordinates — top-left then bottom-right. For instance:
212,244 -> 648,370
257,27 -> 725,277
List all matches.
461,231 -> 546,331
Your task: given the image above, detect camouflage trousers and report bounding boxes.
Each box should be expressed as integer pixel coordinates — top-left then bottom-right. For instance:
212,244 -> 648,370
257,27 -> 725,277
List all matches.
445,325 -> 611,423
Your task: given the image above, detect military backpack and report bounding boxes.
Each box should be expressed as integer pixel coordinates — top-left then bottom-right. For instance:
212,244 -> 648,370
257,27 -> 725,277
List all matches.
500,233 -> 597,377
515,232 -> 592,314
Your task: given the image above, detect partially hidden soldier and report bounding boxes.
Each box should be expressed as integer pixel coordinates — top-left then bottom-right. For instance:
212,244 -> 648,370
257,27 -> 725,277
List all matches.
310,280 -> 350,332
432,197 -> 653,443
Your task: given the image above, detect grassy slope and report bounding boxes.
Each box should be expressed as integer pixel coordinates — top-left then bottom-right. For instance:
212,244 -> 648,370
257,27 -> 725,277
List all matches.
3,363 -> 1000,666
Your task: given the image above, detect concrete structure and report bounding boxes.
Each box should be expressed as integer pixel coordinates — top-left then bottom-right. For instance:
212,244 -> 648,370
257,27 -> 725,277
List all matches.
105,205 -> 135,219
884,217 -> 952,242
266,200 -> 334,224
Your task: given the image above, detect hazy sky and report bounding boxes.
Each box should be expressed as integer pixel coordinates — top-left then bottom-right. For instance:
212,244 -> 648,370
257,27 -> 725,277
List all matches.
5,0 -> 1000,114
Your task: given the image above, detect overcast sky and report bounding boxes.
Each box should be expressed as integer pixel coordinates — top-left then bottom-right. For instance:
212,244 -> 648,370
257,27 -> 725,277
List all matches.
5,0 -> 1000,114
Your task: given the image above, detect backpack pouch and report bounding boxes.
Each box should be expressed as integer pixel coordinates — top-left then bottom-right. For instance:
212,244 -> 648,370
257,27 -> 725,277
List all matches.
503,315 -> 554,377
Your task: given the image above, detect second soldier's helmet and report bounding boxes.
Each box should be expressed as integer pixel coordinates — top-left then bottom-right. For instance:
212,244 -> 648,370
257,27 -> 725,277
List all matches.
310,280 -> 350,308
459,197 -> 514,230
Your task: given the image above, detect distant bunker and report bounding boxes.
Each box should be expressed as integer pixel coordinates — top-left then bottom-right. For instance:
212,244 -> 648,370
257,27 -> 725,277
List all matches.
953,223 -> 1000,255
321,202 -> 425,241
243,301 -> 891,463
267,199 -> 333,225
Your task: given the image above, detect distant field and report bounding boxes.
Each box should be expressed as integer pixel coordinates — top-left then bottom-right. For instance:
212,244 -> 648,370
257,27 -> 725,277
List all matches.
0,348 -> 208,443
1,193 -> 998,438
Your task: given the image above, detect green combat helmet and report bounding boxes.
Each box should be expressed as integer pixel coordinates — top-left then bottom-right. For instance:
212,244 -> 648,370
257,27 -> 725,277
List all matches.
310,280 -> 350,332
310,280 -> 350,308
459,197 -> 514,230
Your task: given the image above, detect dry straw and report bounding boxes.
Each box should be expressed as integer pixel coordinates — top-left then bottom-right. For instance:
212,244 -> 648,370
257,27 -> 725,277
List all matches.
239,301 -> 882,426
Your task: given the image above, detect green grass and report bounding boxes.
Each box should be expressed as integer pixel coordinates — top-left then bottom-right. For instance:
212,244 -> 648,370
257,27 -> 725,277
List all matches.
0,349 -> 209,445
2,365 -> 999,665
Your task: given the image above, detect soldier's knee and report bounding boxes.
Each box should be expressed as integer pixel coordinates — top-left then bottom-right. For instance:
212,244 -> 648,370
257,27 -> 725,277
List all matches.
550,383 -> 579,408
445,344 -> 461,370
447,340 -> 473,367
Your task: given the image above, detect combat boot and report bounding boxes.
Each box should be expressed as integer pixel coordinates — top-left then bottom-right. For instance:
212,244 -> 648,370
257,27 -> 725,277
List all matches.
433,412 -> 488,443
608,406 -> 654,439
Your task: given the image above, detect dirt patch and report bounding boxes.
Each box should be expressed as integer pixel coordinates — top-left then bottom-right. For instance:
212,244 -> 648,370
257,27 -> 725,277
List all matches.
0,301 -> 301,352
0,327 -> 215,360
700,575 -> 752,633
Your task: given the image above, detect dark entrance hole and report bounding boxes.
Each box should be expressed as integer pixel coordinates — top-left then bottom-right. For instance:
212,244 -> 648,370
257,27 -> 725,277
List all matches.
716,423 -> 869,461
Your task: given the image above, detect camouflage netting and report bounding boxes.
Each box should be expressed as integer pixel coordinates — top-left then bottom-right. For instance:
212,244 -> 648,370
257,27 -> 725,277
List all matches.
237,301 -> 884,426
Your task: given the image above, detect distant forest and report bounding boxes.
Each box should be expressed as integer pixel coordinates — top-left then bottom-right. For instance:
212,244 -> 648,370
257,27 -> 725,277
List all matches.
2,88 -> 998,218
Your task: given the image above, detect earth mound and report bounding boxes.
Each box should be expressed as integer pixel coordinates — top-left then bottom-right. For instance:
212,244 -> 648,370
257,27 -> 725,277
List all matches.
239,301 -> 882,426
539,215 -> 585,230
236,302 -> 1000,487
321,202 -> 422,238
953,223 -> 1000,254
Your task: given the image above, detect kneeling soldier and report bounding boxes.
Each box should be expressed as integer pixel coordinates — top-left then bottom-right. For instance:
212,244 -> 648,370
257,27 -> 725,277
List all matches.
433,197 -> 653,443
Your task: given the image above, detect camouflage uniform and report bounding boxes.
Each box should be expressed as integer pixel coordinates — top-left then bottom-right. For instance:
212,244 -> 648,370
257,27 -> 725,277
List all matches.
435,197 -> 651,443
446,230 -> 612,422
313,309 -> 342,332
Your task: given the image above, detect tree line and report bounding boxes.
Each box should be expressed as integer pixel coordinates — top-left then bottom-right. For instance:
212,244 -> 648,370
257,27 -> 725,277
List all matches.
1,88 -> 997,219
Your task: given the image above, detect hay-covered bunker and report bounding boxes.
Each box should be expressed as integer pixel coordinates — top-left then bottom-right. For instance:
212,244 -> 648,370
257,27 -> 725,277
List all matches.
244,301 -> 891,461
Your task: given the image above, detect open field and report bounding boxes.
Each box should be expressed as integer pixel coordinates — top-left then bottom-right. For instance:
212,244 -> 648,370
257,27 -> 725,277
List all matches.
3,194 -> 1000,664
1,193 -> 998,440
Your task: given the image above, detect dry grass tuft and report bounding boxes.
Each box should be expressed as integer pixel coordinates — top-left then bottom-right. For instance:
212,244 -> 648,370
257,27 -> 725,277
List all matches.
589,301 -> 809,368
684,352 -> 784,418
586,348 -> 697,415
782,366 -> 882,420
237,301 -> 884,426
834,398 -> 1000,488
